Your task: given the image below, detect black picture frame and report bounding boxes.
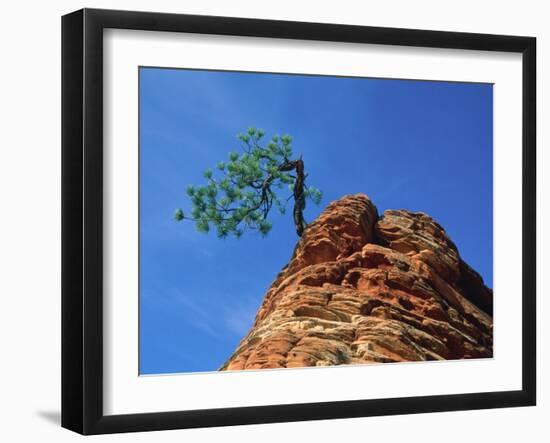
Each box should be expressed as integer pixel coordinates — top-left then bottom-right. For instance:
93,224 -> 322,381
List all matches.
61,8 -> 536,435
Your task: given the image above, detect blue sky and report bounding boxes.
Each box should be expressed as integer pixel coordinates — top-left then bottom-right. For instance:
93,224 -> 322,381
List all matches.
139,67 -> 493,375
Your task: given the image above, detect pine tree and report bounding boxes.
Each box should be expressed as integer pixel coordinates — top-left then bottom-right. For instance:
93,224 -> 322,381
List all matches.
174,127 -> 322,238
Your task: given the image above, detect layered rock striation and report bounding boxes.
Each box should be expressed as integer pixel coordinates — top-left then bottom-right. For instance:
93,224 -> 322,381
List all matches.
220,194 -> 493,371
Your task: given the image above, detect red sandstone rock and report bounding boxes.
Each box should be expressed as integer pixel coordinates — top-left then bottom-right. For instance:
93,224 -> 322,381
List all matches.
220,194 -> 493,371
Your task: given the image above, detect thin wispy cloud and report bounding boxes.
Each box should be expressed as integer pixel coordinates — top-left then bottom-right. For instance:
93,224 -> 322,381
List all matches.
223,295 -> 259,338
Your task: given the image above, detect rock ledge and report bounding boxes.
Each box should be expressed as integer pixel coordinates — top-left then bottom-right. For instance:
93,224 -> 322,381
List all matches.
220,194 -> 493,370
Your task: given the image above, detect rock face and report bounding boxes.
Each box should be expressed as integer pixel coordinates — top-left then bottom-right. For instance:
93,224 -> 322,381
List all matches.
220,194 -> 493,371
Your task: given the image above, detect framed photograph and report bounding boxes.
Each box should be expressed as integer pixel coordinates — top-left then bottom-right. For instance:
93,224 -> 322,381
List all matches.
61,8 -> 536,435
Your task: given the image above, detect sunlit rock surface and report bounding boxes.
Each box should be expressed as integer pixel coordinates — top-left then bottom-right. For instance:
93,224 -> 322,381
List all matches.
220,194 -> 493,371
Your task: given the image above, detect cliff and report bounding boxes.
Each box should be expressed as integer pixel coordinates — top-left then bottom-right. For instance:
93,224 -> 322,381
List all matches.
220,194 -> 493,370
